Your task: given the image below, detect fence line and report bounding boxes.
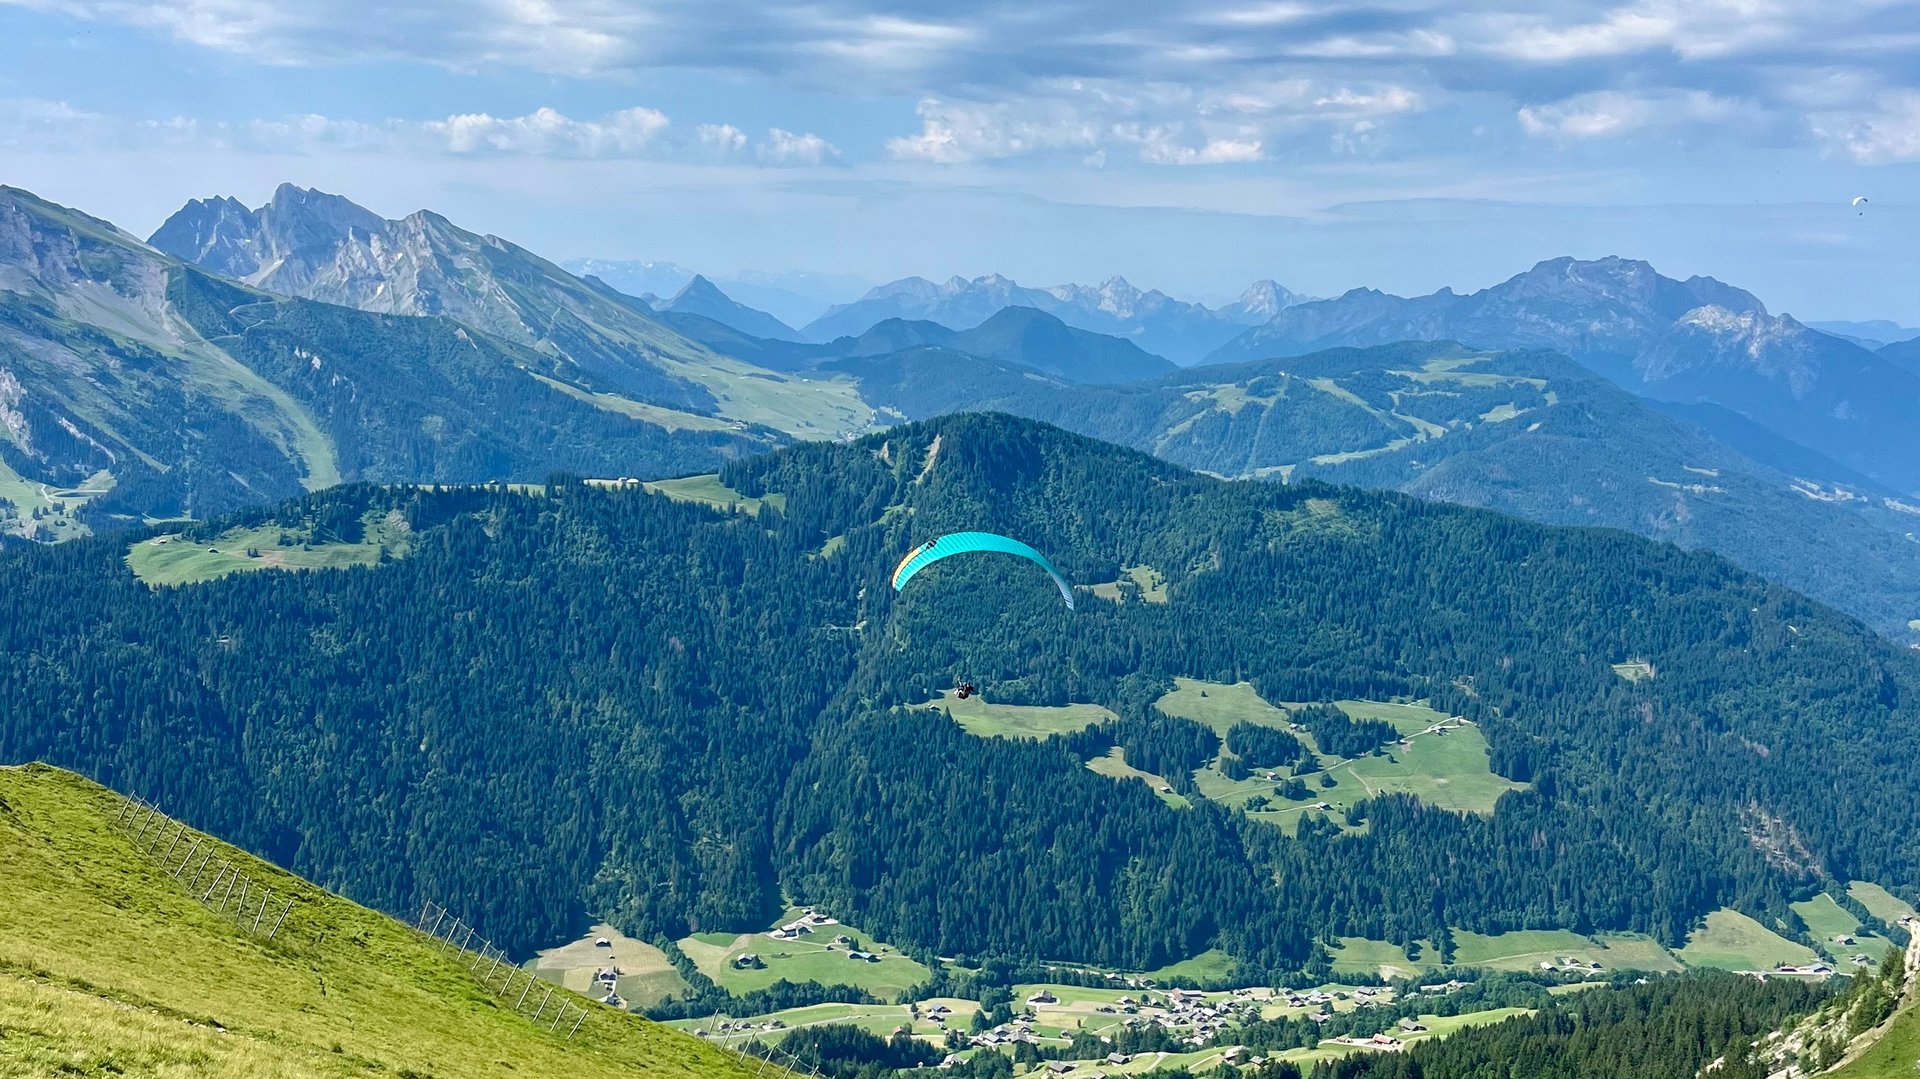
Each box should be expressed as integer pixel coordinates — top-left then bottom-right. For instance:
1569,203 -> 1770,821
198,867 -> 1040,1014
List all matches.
716,1035 -> 826,1079
410,900 -> 590,1041
109,794 -> 294,941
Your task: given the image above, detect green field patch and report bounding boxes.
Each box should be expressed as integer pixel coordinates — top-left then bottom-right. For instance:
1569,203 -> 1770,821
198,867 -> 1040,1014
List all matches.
1086,747 -> 1188,807
642,474 -> 785,516
1328,937 -> 1440,980
1449,929 -> 1683,973
127,511 -> 411,586
937,692 -> 1116,740
0,457 -> 111,541
1848,881 -> 1918,925
1139,948 -> 1238,983
532,923 -> 691,1008
669,998 -> 976,1048
1154,678 -> 1294,736
1611,659 -> 1656,682
1088,564 -> 1169,605
1792,895 -> 1893,966
675,907 -> 929,999
814,534 -> 847,559
1677,909 -> 1820,971
1161,687 -> 1522,820
1323,714 -> 1525,816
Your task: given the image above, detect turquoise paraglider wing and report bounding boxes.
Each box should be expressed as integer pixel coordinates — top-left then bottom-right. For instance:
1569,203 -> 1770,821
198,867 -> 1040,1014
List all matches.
890,532 -> 1075,610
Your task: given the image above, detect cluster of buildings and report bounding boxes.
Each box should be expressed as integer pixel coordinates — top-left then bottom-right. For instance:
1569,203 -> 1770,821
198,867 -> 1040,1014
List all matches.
768,909 -> 839,941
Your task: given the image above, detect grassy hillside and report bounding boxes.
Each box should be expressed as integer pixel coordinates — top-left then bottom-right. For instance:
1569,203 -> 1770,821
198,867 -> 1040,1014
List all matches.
0,764 -> 755,1079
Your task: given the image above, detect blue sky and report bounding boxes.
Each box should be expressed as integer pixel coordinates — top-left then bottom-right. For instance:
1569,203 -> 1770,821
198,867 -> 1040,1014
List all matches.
1,0 -> 1917,319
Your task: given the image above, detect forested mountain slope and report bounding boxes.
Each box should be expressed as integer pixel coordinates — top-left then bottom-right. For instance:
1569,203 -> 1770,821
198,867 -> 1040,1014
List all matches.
0,763 -> 754,1079
835,342 -> 1920,640
0,186 -> 763,540
2,413 -> 1917,976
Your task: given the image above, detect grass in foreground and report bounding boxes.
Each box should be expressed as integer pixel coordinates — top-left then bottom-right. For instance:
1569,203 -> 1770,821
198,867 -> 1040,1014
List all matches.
0,764 -> 755,1079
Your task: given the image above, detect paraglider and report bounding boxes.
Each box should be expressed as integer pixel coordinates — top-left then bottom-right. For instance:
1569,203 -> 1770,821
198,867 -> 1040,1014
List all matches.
1853,196 -> 1869,215
890,532 -> 1075,610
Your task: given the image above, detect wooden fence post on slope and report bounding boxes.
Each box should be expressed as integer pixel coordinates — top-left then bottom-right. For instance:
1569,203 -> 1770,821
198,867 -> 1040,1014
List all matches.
170,837 -> 201,877
133,802 -> 161,842
160,821 -> 187,864
531,985 -> 554,1024
567,1006 -> 587,1039
515,971 -> 536,1010
267,896 -> 293,940
253,889 -> 273,933
186,846 -> 214,889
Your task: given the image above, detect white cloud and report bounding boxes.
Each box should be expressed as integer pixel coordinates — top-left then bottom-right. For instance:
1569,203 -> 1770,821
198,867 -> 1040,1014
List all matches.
889,78 -> 1423,165
0,99 -> 842,167
1815,91 -> 1920,163
8,0 -> 1920,170
697,123 -> 750,157
759,128 -> 838,165
1517,90 -> 1737,139
1477,0 -> 1795,63
426,106 -> 669,156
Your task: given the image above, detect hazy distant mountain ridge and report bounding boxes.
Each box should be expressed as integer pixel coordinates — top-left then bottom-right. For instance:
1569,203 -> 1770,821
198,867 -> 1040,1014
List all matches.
1212,256 -> 1920,495
654,275 -> 797,340
801,272 -> 1302,362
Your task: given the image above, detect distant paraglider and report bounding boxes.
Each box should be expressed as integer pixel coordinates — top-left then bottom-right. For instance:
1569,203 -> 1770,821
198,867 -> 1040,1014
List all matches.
1853,195 -> 1869,215
891,532 -> 1076,609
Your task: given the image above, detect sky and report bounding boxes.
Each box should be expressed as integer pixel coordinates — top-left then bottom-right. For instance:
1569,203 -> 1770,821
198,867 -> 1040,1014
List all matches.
1,0 -> 1917,320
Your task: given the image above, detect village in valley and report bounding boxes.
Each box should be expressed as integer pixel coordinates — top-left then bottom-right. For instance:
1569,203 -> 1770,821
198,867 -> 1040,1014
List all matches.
520,679 -> 1920,1076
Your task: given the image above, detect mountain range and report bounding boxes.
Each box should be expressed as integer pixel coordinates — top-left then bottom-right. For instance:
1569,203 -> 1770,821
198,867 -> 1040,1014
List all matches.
148,186 -> 870,442
1208,257 -> 1920,496
10,179 -> 1920,641
561,258 -> 867,328
0,185 -> 765,538
800,273 -> 1300,363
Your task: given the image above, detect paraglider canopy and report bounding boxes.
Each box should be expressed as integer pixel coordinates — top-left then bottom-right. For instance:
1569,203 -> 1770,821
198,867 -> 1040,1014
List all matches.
1852,196 -> 1869,206
891,532 -> 1075,609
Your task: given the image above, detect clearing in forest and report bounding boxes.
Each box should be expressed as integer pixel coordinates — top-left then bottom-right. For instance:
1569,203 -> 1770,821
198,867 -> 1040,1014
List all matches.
1166,681 -> 1525,822
126,510 -> 412,586
641,474 -> 785,516
1676,909 -> 1819,971
1086,747 -> 1189,807
1087,564 -> 1170,604
938,692 -> 1116,740
675,907 -> 929,998
532,924 -> 690,1007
